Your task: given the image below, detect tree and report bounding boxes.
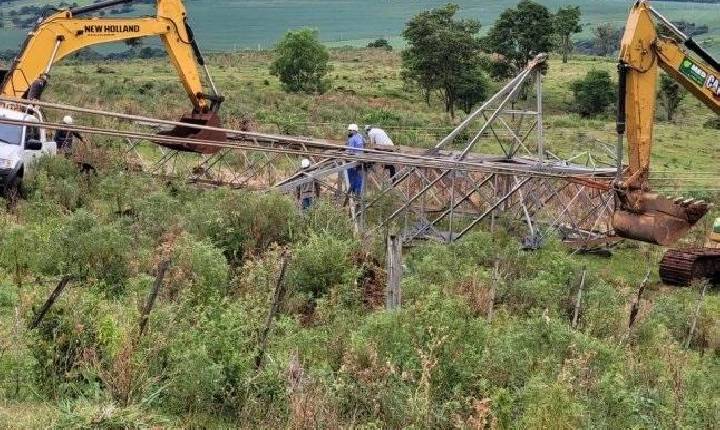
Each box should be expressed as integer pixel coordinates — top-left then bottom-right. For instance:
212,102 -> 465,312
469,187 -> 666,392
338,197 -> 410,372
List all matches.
124,37 -> 143,47
270,28 -> 331,94
367,38 -> 392,51
455,65 -> 491,114
483,0 -> 555,78
658,73 -> 685,121
571,70 -> 616,117
401,3 -> 485,118
555,6 -> 582,63
592,24 -> 622,57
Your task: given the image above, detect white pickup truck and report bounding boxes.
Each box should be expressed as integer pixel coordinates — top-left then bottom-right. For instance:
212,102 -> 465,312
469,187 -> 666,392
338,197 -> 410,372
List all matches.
0,105 -> 57,193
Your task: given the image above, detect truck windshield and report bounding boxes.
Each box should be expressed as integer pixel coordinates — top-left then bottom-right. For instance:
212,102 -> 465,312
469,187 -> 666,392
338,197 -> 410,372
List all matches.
0,124 -> 22,145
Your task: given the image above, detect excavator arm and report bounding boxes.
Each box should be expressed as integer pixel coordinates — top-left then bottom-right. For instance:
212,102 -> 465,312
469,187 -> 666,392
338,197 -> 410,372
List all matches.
0,0 -> 225,152
1,0 -> 222,111
613,0 -> 719,245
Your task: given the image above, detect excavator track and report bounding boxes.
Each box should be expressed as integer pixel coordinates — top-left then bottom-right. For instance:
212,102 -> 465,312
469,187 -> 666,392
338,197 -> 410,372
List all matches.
659,248 -> 720,286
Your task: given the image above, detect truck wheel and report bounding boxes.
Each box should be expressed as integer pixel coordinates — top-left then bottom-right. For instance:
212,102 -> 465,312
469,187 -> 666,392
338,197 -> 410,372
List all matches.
4,168 -> 25,202
4,177 -> 21,202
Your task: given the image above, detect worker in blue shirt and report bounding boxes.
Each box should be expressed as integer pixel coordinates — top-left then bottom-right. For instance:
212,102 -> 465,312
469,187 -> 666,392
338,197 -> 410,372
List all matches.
346,123 -> 364,195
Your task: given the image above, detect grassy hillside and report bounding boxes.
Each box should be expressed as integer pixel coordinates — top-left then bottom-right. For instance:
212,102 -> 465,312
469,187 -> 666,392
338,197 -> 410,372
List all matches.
0,49 -> 718,428
1,0 -> 719,54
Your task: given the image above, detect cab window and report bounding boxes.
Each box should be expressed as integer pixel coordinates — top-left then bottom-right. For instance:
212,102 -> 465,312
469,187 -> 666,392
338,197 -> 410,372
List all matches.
25,126 -> 41,144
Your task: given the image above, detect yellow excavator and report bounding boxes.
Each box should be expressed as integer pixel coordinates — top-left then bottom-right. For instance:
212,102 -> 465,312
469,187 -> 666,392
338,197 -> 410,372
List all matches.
614,0 -> 720,285
0,0 -> 225,153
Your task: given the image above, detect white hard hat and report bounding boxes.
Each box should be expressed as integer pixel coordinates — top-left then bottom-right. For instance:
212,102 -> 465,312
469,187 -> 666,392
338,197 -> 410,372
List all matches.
347,123 -> 358,132
301,158 -> 311,169
62,115 -> 73,125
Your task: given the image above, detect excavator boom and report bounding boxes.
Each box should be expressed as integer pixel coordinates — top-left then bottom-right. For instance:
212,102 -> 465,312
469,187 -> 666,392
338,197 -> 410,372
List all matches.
0,0 -> 225,153
613,0 -> 719,245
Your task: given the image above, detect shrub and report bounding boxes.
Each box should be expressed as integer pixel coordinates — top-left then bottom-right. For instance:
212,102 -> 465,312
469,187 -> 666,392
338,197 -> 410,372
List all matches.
270,28 -> 331,94
519,377 -> 585,429
161,299 -> 285,417
703,117 -> 720,130
56,400 -> 172,429
134,190 -> 183,240
30,292 -> 107,398
302,199 -> 354,241
367,38 -> 393,51
186,190 -> 300,262
361,108 -> 403,127
571,70 -> 616,117
336,289 -> 490,427
42,210 -> 132,293
0,224 -> 43,288
24,155 -> 87,210
169,233 -> 230,304
98,171 -> 155,216
287,233 -> 357,299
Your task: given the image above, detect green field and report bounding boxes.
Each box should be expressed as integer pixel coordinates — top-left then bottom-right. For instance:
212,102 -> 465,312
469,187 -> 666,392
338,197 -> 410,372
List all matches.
1,0 -> 719,54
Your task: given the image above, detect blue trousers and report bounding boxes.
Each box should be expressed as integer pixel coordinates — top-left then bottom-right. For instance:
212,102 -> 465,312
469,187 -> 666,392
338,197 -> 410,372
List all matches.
347,167 -> 363,195
301,197 -> 313,210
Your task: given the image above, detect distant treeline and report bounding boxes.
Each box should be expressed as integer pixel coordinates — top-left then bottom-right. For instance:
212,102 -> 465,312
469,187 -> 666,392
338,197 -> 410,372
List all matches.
0,46 -> 166,63
574,20 -> 709,56
0,0 -> 155,30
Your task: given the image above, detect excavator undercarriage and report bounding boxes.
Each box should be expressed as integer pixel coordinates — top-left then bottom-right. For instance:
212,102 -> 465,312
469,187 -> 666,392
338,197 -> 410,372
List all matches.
659,248 -> 720,286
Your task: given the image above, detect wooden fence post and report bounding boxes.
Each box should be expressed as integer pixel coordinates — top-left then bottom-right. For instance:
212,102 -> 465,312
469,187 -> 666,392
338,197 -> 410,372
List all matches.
30,275 -> 73,329
255,251 -> 291,369
685,281 -> 709,349
138,259 -> 171,338
628,269 -> 650,329
488,260 -> 499,322
386,235 -> 403,310
571,268 -> 587,329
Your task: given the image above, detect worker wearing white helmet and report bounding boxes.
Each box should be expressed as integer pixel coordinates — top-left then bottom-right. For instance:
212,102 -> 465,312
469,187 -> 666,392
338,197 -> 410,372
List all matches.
296,158 -> 319,210
346,123 -> 365,195
54,114 -> 82,153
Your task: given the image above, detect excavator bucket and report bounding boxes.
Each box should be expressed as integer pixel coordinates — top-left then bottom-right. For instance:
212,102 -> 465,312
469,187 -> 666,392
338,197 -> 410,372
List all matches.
157,112 -> 226,154
612,191 -> 710,246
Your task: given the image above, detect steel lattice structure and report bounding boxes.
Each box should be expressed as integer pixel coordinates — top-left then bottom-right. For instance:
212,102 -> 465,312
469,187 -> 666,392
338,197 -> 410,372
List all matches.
0,54 -> 619,249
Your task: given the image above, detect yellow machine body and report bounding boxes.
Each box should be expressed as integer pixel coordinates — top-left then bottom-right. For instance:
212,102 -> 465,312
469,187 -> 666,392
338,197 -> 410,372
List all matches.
614,0 -> 720,245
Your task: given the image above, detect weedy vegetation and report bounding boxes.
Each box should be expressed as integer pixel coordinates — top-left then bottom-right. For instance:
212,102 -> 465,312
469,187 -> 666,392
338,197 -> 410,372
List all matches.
0,3 -> 718,426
